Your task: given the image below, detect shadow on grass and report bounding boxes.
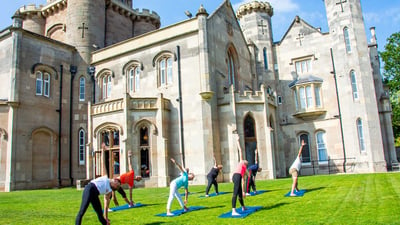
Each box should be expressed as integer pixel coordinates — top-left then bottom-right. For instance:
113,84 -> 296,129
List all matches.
143,222 -> 166,225
305,187 -> 325,193
257,202 -> 289,212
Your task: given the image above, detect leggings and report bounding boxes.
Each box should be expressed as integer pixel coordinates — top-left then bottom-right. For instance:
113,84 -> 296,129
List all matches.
246,174 -> 256,193
167,180 -> 185,210
75,183 -> 107,225
205,175 -> 218,195
231,173 -> 244,208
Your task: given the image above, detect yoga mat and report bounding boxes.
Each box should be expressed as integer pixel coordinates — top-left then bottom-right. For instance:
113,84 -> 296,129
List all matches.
284,189 -> 306,197
246,190 -> 267,196
156,206 -> 205,217
109,202 -> 145,212
199,191 -> 228,198
219,206 -> 262,218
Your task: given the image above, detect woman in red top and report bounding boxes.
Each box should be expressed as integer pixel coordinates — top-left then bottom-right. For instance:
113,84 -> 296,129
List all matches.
112,150 -> 142,207
231,135 -> 249,216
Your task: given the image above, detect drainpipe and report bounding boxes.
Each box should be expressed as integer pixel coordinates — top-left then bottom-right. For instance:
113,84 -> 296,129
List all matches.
176,46 -> 185,167
88,66 -> 96,104
58,65 -> 63,187
330,48 -> 347,173
69,66 -> 77,186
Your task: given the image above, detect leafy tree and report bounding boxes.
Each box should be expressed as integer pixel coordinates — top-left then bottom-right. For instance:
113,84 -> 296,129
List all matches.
381,32 -> 400,91
380,32 -> 400,146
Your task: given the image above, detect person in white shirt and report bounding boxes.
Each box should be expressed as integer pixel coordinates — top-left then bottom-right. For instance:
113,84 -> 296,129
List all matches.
288,140 -> 306,196
75,176 -> 121,225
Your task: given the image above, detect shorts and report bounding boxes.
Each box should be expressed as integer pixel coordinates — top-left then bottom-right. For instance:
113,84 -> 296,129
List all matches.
289,168 -> 298,177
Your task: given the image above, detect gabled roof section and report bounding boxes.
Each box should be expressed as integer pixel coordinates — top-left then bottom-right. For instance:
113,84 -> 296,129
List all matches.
278,15 -> 324,45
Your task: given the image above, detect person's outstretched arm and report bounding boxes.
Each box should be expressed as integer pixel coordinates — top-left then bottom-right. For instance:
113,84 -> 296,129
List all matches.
127,150 -> 133,172
236,134 -> 244,161
213,156 -> 217,167
170,158 -> 185,173
298,140 -> 306,157
255,149 -> 258,164
104,192 -> 112,221
101,143 -> 108,177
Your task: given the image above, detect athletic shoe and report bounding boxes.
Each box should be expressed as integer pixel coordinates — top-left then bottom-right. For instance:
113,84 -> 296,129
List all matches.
205,194 -> 209,197
232,211 -> 240,216
245,193 -> 251,196
166,212 -> 174,216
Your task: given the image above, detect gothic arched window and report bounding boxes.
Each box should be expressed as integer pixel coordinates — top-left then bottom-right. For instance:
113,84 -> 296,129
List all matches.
343,27 -> 352,53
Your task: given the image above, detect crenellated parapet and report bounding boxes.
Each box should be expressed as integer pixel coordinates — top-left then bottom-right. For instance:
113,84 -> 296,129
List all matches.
217,88 -> 275,106
107,0 -> 161,29
92,99 -> 124,116
236,1 -> 273,19
17,0 -> 67,19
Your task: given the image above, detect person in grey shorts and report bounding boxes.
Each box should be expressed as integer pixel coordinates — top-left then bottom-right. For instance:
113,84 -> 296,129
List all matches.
289,140 -> 306,196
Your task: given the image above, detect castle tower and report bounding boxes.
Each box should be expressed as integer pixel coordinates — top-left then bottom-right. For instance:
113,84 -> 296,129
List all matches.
236,1 -> 275,89
66,0 -> 106,64
324,0 -> 386,171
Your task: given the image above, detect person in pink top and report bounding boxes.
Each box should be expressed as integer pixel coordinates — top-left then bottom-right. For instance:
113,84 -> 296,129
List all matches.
231,135 -> 249,216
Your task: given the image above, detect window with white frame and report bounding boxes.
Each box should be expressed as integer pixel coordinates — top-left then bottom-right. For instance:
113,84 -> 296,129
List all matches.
129,66 -> 140,93
295,59 -> 312,75
158,57 -> 173,87
36,71 -> 51,97
344,27 -> 351,53
101,73 -> 112,99
357,118 -> 366,152
79,129 -> 85,165
350,70 -> 359,100
79,77 -> 85,101
296,84 -> 322,110
316,131 -> 328,162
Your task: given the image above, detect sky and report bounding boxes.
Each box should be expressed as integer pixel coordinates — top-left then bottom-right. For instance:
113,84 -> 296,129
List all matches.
1,0 -> 399,55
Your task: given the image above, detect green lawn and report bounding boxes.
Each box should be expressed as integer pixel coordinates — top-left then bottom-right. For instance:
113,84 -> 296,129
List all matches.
1,173 -> 400,225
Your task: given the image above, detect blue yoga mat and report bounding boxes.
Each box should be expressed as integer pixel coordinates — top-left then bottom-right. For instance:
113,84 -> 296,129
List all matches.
219,206 -> 262,218
199,191 -> 228,198
156,206 -> 205,217
109,202 -> 145,212
246,190 -> 267,196
284,189 -> 306,197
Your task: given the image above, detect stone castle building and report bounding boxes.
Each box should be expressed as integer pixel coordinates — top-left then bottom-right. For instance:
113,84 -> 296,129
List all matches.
0,0 -> 396,191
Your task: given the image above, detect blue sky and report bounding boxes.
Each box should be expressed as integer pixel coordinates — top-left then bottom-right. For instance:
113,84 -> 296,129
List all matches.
1,0 -> 399,54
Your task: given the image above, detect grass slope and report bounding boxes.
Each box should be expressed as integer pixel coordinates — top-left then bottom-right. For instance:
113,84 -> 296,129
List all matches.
0,173 -> 399,225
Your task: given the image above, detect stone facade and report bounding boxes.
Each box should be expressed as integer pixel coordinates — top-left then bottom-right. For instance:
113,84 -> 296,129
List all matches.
0,0 -> 396,191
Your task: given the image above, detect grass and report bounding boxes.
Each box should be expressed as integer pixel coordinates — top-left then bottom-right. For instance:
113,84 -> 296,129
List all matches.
1,173 -> 400,224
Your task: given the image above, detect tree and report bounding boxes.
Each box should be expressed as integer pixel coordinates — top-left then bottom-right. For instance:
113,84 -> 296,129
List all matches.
381,32 -> 400,91
380,32 -> 400,146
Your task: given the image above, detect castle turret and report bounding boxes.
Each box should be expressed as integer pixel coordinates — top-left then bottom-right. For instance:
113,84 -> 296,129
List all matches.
66,0 -> 106,64
17,4 -> 46,35
236,1 -> 275,90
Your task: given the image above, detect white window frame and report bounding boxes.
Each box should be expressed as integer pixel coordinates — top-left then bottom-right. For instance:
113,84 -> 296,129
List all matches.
350,70 -> 359,100
79,129 -> 85,165
357,118 -> 366,152
344,27 -> 352,53
79,77 -> 85,101
295,59 -> 312,75
36,72 -> 43,95
316,131 -> 328,163
158,57 -> 173,87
